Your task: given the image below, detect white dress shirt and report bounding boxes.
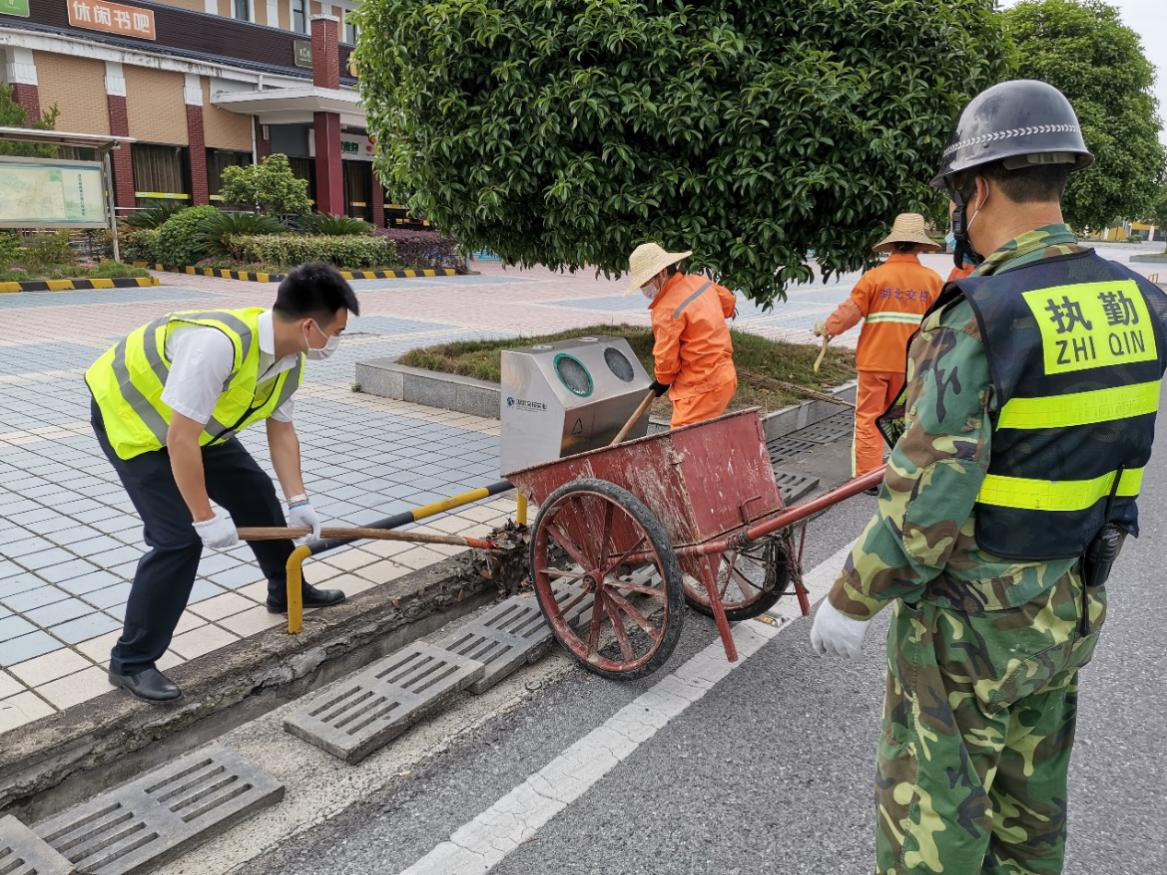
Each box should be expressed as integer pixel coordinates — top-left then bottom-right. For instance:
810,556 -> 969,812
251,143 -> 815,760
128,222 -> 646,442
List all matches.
160,310 -> 298,426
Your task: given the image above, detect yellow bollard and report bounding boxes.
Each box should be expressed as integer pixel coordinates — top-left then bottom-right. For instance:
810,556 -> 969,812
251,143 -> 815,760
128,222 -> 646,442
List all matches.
285,544 -> 311,634
517,492 -> 528,527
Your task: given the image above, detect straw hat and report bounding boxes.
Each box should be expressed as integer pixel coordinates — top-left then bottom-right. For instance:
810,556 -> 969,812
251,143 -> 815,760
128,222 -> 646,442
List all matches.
625,242 -> 692,293
872,213 -> 942,253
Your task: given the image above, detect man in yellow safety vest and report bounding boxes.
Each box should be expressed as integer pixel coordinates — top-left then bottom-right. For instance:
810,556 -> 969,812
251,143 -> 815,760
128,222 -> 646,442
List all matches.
86,261 -> 358,703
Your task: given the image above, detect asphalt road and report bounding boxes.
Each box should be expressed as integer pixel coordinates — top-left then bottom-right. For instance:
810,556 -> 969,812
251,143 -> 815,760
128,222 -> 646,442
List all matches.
225,401 -> 1167,875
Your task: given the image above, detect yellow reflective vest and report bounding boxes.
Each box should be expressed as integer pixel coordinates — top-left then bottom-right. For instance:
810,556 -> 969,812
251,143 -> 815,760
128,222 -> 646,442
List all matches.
86,307 -> 304,460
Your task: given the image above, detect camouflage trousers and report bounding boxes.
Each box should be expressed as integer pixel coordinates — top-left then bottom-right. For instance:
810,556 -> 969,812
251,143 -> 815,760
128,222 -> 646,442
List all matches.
875,573 -> 1106,874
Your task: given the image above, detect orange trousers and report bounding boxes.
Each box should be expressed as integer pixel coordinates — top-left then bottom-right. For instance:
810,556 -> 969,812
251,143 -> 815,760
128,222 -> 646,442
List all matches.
853,370 -> 904,476
671,377 -> 737,428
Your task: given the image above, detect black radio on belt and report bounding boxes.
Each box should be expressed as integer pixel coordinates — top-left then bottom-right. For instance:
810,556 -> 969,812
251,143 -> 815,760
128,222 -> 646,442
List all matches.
1082,523 -> 1126,590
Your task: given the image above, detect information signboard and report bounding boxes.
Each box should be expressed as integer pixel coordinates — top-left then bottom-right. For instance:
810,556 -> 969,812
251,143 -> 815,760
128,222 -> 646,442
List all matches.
0,157 -> 108,228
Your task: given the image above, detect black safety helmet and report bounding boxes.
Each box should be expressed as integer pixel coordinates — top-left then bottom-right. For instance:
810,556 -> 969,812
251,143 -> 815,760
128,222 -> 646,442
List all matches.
933,80 -> 1093,268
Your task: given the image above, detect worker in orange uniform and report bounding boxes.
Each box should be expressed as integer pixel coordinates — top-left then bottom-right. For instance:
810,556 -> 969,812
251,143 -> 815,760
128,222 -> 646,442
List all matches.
814,213 -> 942,478
627,242 -> 738,428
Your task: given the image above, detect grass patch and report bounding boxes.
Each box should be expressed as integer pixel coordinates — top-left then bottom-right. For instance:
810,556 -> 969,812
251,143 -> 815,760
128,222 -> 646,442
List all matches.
0,261 -> 149,282
399,324 -> 856,414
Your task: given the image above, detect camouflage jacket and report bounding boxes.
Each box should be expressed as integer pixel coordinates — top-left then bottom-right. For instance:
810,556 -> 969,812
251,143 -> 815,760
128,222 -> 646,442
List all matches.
829,225 -> 1087,620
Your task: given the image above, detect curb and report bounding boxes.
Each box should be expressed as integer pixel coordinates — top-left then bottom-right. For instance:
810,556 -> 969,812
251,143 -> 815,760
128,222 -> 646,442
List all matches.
134,263 -> 468,282
355,359 -> 855,441
0,276 -> 160,293
0,539 -> 529,825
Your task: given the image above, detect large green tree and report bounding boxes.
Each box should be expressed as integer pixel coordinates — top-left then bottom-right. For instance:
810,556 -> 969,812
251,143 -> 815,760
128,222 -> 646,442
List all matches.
1003,0 -> 1166,231
355,0 -> 1008,304
0,85 -> 59,158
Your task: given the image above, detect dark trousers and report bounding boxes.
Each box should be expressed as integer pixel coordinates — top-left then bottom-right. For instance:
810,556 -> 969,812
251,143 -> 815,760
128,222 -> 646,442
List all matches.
91,398 -> 296,675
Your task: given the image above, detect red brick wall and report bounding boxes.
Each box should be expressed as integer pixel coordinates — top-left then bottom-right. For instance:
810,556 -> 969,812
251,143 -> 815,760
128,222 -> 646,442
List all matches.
11,83 -> 41,121
313,111 -> 343,215
311,16 -> 340,89
371,180 -> 384,228
186,104 -> 209,205
107,95 -> 135,210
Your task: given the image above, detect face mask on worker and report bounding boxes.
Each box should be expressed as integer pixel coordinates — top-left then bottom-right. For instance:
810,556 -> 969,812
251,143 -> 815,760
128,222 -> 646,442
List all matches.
304,320 -> 340,361
641,274 -> 662,300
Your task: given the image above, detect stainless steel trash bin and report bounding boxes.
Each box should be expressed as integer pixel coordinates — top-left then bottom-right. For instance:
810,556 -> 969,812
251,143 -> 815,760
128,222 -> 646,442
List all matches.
499,336 -> 652,475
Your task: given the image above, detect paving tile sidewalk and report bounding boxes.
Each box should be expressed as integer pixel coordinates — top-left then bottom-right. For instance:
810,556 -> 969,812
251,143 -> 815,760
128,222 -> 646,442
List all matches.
0,244 -> 1159,732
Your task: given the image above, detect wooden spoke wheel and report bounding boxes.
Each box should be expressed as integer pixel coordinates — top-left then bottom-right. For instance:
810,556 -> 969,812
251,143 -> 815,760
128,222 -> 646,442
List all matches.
530,478 -> 684,680
682,533 -> 793,621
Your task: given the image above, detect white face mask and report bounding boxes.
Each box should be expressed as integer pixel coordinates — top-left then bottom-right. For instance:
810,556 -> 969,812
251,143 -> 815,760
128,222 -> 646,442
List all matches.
641,278 -> 659,300
304,320 -> 340,361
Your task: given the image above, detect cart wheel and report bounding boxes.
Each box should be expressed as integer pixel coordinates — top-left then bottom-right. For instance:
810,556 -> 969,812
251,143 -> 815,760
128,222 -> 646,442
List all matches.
683,533 -> 793,621
531,478 -> 684,680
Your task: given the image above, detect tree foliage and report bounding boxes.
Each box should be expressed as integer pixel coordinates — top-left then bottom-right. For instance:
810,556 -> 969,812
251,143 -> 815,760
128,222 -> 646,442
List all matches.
1003,0 -> 1166,230
355,0 -> 1009,304
219,153 -> 311,216
0,85 -> 60,158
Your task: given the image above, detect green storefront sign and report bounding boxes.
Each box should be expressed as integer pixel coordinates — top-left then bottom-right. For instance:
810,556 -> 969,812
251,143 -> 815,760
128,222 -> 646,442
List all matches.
294,40 -> 312,69
0,0 -> 30,17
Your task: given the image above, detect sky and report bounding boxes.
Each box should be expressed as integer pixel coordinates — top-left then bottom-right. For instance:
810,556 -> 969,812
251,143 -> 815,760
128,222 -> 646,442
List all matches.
999,0 -> 1167,143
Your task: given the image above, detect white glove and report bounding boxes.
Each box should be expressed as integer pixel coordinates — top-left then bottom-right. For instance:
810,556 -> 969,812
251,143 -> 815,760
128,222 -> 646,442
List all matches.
192,510 -> 239,550
810,599 -> 869,659
286,497 -> 321,544
813,320 -> 828,338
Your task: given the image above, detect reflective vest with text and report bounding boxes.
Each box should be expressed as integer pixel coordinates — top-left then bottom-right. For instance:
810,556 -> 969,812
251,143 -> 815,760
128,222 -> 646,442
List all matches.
957,251 -> 1167,560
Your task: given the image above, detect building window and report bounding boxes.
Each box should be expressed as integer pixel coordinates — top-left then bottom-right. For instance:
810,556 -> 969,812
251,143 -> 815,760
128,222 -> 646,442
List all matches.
292,0 -> 306,33
344,18 -> 358,44
233,0 -> 250,20
131,143 -> 191,208
207,149 -> 252,201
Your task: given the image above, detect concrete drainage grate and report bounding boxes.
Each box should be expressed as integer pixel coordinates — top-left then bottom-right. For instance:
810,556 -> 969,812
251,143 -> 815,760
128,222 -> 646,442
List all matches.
435,594 -> 555,694
32,745 -> 283,875
0,815 -> 76,875
284,642 -> 485,764
793,413 -> 853,445
775,471 -> 820,504
766,437 -> 819,465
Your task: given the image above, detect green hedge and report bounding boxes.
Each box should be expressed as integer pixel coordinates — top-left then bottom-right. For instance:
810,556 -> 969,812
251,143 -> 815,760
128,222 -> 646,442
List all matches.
157,205 -> 220,268
122,229 -> 161,263
225,234 -> 399,268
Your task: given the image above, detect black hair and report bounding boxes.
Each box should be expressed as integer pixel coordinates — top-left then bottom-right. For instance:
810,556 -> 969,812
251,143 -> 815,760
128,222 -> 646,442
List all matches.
892,242 -> 919,254
979,162 -> 1072,204
666,264 -> 682,277
273,261 -> 360,324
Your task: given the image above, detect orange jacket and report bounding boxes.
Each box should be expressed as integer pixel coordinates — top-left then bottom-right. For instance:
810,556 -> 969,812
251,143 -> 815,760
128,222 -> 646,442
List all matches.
650,272 -> 737,398
947,263 -> 975,282
824,253 -> 943,372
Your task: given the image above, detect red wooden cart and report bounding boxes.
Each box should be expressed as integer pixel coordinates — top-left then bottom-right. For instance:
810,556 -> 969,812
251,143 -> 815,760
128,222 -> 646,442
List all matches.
506,409 -> 880,679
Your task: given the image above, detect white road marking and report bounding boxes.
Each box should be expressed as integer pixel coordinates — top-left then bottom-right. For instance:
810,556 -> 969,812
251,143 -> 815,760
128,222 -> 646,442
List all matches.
398,541 -> 854,875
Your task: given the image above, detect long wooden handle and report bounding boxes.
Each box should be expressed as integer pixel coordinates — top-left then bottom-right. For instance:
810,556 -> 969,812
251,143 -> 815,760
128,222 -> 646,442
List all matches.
236,526 -> 501,550
813,334 -> 829,374
609,390 -> 656,446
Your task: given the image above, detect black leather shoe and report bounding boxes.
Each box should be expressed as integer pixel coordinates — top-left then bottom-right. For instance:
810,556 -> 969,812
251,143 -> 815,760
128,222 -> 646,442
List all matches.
266,583 -> 346,614
108,667 -> 182,704
864,486 -> 880,496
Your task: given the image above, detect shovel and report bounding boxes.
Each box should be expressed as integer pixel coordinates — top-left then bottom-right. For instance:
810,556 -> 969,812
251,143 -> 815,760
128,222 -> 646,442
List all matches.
236,526 -> 507,551
609,390 -> 657,446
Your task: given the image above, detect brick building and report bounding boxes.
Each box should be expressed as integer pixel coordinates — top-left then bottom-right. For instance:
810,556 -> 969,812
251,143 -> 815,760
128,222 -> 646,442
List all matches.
0,0 -> 391,225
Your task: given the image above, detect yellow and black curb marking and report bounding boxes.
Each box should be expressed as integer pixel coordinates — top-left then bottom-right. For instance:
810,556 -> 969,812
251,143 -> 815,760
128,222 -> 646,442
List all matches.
0,276 -> 160,294
135,263 -> 464,282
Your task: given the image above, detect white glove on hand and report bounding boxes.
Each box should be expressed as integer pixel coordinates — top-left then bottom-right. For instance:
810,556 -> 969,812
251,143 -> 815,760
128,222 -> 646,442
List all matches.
192,510 -> 239,550
286,497 -> 321,544
813,320 -> 828,338
810,599 -> 869,659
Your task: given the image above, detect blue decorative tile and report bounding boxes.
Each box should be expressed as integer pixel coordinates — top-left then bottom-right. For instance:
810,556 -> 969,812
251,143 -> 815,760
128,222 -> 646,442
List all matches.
84,582 -> 133,610
0,631 -> 63,666
0,614 -> 37,643
38,559 -> 101,584
26,598 -> 90,627
188,580 -> 225,604
50,613 -> 121,645
57,570 -> 123,596
2,585 -> 70,613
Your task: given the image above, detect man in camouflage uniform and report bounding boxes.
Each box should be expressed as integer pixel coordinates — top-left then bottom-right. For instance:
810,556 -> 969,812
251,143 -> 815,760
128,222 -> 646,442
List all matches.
810,80 -> 1167,873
